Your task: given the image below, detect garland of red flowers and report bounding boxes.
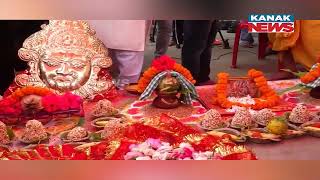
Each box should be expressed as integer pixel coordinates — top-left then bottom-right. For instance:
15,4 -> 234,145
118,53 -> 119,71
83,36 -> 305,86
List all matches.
137,55 -> 196,93
214,69 -> 279,110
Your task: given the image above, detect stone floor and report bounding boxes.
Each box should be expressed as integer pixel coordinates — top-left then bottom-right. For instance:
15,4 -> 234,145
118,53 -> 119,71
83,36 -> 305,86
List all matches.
246,136 -> 320,160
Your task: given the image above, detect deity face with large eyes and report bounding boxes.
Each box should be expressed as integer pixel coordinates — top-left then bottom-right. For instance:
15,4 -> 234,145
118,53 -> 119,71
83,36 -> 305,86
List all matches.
15,20 -> 114,99
40,51 -> 92,91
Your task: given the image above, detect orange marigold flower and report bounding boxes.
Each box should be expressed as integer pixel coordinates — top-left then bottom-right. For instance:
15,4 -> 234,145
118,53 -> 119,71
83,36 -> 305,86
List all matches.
137,56 -> 195,92
248,69 -> 263,78
310,70 -> 320,77
214,69 -> 279,110
254,76 -> 267,83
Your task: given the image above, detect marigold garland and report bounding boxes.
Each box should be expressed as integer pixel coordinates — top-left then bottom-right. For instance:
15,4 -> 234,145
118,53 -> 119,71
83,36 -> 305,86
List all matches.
9,86 -> 53,100
137,55 -> 196,93
300,63 -> 320,84
214,69 -> 279,110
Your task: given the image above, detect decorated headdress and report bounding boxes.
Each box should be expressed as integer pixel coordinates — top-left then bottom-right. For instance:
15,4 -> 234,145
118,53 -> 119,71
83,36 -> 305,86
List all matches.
15,20 -> 114,100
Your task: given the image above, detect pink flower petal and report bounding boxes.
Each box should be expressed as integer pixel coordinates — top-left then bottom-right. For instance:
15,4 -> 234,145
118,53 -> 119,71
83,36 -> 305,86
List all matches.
192,101 -> 201,107
133,101 -> 151,107
128,108 -> 139,115
197,108 -> 207,114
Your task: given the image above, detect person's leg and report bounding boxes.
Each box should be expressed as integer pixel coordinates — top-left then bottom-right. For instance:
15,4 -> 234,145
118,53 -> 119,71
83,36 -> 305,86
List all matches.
150,21 -> 157,42
111,49 -> 144,88
154,20 -> 173,58
170,20 -> 177,46
240,28 -> 254,46
182,20 -> 212,83
227,20 -> 238,33
176,20 -> 184,47
199,21 -> 218,83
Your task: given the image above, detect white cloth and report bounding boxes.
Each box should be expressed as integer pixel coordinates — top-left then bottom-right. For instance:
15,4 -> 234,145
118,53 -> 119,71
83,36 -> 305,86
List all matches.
110,49 -> 144,86
87,20 -> 149,51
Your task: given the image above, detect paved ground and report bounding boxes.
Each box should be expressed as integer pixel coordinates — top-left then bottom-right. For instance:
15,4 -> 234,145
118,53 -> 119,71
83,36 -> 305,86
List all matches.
144,30 -> 279,78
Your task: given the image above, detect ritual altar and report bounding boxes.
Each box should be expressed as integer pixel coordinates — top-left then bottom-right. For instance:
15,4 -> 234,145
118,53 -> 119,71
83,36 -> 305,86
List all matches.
1,20 -> 320,160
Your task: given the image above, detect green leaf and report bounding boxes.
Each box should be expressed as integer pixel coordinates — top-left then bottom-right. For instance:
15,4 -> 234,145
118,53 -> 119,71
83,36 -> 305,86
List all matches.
77,117 -> 85,127
89,132 -> 102,142
160,86 -> 172,91
60,131 -> 67,139
277,84 -> 304,95
180,88 -> 191,95
6,127 -> 15,140
280,69 -> 307,78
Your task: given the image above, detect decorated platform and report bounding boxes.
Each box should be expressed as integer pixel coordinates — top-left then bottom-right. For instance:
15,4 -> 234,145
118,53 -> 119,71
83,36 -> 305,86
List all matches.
1,20 -> 320,160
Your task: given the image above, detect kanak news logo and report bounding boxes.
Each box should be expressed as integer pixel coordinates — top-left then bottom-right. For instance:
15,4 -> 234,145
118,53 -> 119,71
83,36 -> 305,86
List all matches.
248,14 -> 294,33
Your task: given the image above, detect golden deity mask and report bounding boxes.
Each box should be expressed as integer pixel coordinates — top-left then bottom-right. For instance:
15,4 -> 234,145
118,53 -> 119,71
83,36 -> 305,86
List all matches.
15,20 -> 114,99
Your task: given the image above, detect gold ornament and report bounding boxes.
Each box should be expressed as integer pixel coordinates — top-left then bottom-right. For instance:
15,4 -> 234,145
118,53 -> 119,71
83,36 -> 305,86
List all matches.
15,20 -> 114,100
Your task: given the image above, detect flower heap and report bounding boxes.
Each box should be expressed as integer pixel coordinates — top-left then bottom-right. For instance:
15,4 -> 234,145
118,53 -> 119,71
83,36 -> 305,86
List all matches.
137,55 -> 196,93
214,69 -> 279,110
0,139 -> 257,160
0,86 -> 52,116
124,138 -> 215,160
41,92 -> 82,113
0,86 -> 83,116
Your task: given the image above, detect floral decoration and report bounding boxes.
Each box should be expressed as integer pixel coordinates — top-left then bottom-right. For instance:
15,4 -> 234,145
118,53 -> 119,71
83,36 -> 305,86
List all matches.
214,69 -> 279,110
9,86 -> 53,101
0,98 -> 22,116
137,55 -> 196,93
300,63 -> 320,84
124,138 -> 215,160
41,92 -> 83,113
0,87 -> 83,116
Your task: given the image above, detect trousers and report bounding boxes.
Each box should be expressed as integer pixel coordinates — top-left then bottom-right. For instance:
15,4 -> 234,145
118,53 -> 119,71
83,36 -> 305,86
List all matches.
182,20 -> 217,84
154,20 -> 173,58
110,49 -> 144,88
